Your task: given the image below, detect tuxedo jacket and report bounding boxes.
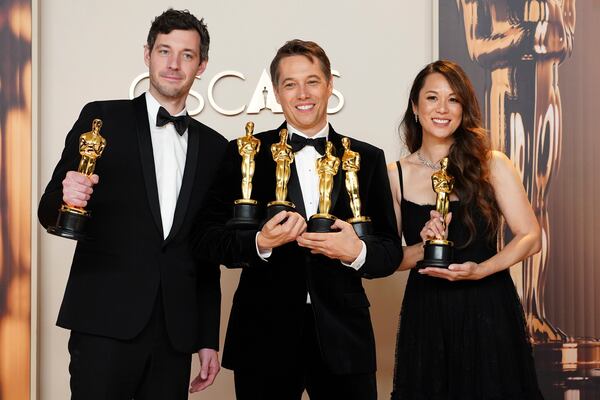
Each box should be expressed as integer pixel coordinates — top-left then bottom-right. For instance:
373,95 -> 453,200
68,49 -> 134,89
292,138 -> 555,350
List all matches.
195,123 -> 402,375
38,94 -> 227,353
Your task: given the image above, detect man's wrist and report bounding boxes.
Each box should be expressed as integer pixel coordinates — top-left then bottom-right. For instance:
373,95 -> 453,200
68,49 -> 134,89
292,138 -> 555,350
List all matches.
256,232 -> 270,252
341,240 -> 367,269
256,232 -> 273,256
343,239 -> 362,263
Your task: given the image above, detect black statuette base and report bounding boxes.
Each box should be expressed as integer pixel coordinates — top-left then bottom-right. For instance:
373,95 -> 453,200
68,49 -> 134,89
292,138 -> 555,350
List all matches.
265,202 -> 296,223
307,214 -> 338,233
227,202 -> 260,230
350,220 -> 373,238
47,209 -> 89,241
416,239 -> 454,269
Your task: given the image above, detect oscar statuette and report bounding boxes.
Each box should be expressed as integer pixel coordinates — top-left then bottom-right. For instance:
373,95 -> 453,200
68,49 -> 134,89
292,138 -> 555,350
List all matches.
341,137 -> 372,238
227,121 -> 261,229
416,157 -> 454,268
307,141 -> 340,233
47,118 -> 106,240
266,128 -> 296,220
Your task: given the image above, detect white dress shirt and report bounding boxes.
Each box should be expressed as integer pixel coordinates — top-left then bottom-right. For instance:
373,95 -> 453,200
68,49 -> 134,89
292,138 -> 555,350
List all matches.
287,124 -> 324,218
145,92 -> 188,239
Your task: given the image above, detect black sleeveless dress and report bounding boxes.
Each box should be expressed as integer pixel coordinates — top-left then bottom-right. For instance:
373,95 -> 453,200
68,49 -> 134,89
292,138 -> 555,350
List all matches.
391,162 -> 543,400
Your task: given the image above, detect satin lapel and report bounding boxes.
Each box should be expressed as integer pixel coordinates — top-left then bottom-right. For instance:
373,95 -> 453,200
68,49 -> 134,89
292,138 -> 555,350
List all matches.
287,163 -> 306,218
328,126 -> 344,212
133,95 -> 163,237
164,116 -> 198,244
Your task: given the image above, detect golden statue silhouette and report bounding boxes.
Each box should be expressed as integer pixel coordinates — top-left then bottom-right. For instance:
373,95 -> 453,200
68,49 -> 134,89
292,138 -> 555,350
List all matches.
47,118 -> 107,240
417,157 -> 455,269
432,157 -> 454,227
270,129 -> 295,205
236,121 -> 260,203
229,121 -> 262,228
342,137 -> 368,222
78,119 -> 106,177
342,137 -> 372,237
315,141 -> 340,217
457,0 -> 575,342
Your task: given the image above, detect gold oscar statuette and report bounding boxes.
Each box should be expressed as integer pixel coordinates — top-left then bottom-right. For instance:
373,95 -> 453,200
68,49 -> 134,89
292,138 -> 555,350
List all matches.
266,128 -> 296,220
227,121 -> 262,229
341,137 -> 372,237
47,118 -> 107,240
307,141 -> 340,233
417,157 -> 455,268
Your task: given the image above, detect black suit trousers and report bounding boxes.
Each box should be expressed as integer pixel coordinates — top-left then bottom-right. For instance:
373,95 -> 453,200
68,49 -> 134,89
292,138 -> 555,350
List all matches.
68,293 -> 191,400
233,305 -> 377,400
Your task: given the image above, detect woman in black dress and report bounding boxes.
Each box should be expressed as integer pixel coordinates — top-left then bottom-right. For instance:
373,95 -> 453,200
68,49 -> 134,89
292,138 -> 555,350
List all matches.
388,60 -> 544,399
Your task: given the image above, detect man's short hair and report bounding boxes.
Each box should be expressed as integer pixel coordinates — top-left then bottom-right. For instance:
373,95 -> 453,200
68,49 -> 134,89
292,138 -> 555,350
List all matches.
147,8 -> 210,62
270,39 -> 332,86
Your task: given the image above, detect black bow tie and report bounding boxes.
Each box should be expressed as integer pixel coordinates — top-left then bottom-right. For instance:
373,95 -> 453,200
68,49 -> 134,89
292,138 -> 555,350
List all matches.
289,134 -> 327,155
156,106 -> 189,136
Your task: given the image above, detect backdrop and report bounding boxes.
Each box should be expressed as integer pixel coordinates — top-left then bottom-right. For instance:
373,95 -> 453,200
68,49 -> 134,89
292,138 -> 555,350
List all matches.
0,0 -> 32,399
439,1 -> 600,398
34,1 -> 434,399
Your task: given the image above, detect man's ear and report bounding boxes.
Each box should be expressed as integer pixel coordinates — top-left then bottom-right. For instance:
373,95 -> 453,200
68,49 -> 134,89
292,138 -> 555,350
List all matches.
143,45 -> 152,68
196,60 -> 208,77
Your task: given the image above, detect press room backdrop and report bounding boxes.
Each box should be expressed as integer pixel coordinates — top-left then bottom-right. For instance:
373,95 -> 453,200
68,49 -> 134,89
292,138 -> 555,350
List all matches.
32,1 -> 434,399
3,1 -> 595,399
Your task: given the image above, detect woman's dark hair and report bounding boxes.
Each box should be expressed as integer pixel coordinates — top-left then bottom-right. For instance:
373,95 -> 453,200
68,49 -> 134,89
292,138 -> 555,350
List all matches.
401,60 -> 500,246
147,9 -> 210,63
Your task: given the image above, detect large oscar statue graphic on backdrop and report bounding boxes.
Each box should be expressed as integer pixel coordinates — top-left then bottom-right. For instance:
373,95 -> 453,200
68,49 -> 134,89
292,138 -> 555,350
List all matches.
0,1 -> 32,398
457,0 -> 575,343
451,1 -> 600,398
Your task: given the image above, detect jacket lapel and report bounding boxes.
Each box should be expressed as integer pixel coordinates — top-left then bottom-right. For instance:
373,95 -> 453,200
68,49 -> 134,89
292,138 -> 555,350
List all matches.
164,115 -> 199,244
133,94 -> 163,238
287,164 -> 306,218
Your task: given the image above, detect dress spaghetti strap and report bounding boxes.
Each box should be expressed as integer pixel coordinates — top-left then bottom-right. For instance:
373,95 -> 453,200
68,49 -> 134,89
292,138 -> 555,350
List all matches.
396,160 -> 404,194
